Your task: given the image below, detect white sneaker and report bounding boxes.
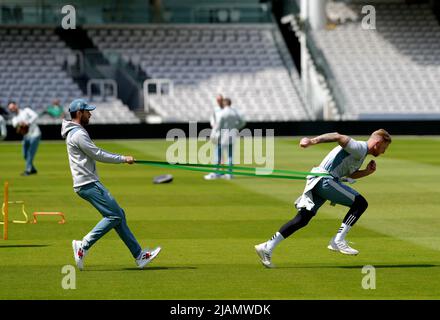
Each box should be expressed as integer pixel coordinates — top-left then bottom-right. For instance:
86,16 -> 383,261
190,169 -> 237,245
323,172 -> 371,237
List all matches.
72,240 -> 87,270
327,237 -> 359,255
136,246 -> 162,269
254,243 -> 275,268
221,174 -> 233,180
204,172 -> 220,180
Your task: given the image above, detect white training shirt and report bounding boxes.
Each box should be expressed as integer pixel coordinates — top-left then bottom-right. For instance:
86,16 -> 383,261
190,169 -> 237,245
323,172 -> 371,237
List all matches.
61,120 -> 126,189
295,138 -> 368,211
210,106 -> 222,128
211,107 -> 246,145
11,107 -> 41,138
0,115 -> 7,140
318,138 -> 368,178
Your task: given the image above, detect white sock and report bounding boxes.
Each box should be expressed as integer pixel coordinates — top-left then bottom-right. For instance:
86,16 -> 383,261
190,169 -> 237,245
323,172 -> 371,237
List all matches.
335,223 -> 351,242
266,232 -> 284,251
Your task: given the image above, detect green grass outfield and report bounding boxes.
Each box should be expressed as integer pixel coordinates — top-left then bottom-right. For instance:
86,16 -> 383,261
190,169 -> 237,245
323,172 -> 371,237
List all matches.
1,137 -> 440,299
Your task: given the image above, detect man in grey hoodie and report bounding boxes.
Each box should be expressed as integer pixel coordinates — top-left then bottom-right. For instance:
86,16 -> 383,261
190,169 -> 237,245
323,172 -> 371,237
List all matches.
61,99 -> 161,270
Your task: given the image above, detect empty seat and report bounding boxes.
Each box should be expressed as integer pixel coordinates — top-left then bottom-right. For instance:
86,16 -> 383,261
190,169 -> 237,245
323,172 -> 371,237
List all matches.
310,2 -> 440,119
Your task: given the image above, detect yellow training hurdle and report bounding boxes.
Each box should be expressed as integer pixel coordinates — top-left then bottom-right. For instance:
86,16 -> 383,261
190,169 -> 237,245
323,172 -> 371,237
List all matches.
1,200 -> 29,225
1,181 -> 29,240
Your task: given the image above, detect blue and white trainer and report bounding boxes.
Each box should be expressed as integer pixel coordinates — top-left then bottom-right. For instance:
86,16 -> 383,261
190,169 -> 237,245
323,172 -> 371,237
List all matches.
136,247 -> 162,269
72,240 -> 88,270
327,237 -> 359,255
254,242 -> 275,268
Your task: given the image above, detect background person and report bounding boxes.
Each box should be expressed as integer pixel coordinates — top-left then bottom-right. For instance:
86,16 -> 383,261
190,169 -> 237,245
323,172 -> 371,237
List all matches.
41,99 -> 65,119
0,114 -> 6,141
205,98 -> 246,180
204,94 -> 224,180
0,106 -> 8,141
8,101 -> 41,175
210,94 -> 224,129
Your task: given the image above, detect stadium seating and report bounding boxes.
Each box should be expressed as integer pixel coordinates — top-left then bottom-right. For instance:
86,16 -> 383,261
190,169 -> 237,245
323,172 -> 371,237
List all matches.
312,3 -> 440,119
0,27 -> 81,108
36,99 -> 141,125
86,24 -> 308,122
0,26 -> 140,124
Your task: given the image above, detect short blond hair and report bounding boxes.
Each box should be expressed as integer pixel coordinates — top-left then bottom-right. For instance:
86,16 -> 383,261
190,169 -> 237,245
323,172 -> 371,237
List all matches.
371,129 -> 392,143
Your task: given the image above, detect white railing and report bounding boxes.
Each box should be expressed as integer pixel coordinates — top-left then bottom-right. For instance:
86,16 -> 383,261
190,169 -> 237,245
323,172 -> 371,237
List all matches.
143,79 -> 173,113
87,79 -> 118,102
190,3 -> 271,23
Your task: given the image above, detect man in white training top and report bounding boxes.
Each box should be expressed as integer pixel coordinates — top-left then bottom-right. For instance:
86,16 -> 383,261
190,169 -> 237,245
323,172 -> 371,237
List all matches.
205,98 -> 246,180
255,129 -> 392,268
8,101 -> 41,175
61,98 -> 161,270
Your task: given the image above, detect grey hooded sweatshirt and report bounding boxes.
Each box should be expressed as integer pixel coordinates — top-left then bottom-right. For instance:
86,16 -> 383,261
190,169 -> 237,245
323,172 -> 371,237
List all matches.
61,120 -> 126,190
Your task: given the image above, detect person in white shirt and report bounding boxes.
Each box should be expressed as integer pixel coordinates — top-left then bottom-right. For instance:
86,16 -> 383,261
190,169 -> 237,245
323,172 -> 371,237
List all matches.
205,94 -> 224,177
0,106 -> 8,141
8,101 -> 41,176
0,115 -> 7,141
209,94 -> 224,129
205,98 -> 246,180
255,130 -> 392,268
61,99 -> 161,270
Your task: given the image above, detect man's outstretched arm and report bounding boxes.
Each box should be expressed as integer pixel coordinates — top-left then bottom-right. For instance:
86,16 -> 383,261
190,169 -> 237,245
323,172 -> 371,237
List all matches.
76,131 -> 134,164
299,132 -> 351,148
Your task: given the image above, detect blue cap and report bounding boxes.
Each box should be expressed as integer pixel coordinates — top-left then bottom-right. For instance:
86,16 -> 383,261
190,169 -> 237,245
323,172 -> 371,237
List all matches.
68,99 -> 96,113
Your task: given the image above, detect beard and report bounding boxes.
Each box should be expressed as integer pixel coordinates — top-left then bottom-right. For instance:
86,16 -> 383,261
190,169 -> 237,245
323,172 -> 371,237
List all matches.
80,115 -> 89,126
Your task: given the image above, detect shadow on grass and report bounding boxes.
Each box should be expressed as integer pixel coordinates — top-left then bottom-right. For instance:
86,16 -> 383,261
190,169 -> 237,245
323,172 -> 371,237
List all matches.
84,266 -> 198,272
278,264 -> 439,269
124,266 -> 198,271
340,264 -> 439,269
0,244 -> 50,248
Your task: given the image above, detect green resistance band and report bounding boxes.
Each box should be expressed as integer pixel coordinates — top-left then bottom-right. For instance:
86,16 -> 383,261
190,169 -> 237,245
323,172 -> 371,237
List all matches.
134,160 -> 331,181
